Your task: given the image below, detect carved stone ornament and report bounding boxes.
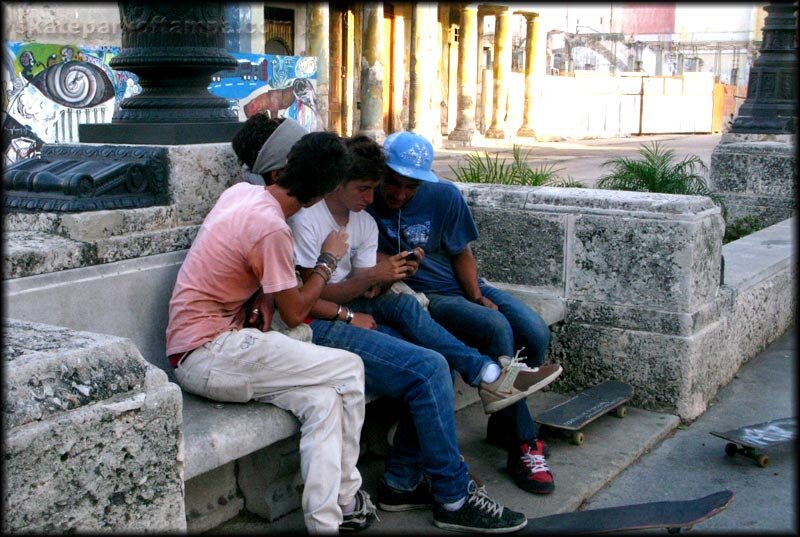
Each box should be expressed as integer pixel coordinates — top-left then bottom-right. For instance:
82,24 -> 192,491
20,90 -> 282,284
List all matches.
3,145 -> 168,212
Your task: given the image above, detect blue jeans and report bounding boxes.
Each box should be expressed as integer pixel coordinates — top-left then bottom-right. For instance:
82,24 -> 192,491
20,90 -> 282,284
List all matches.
310,319 -> 469,503
346,293 -> 493,386
426,281 -> 552,445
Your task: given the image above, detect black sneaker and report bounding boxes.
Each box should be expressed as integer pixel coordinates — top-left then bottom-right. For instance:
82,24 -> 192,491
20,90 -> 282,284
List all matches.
433,480 -> 527,533
377,479 -> 433,511
340,489 -> 379,532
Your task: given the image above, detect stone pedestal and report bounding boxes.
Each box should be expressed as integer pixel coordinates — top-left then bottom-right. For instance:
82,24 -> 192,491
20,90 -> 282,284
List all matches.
709,134 -> 796,228
2,320 -> 185,533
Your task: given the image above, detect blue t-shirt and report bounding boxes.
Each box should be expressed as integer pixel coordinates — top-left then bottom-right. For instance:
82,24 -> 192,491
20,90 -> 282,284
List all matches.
367,180 -> 478,295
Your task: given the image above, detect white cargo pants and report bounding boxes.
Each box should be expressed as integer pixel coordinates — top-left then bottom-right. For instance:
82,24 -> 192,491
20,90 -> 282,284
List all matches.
174,328 -> 365,534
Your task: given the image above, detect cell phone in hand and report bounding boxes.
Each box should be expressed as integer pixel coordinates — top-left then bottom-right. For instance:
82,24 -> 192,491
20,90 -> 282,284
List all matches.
405,251 -> 418,262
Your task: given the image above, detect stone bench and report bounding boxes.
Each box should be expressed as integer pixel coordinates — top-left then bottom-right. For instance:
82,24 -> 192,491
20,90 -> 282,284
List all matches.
4,245 -> 566,531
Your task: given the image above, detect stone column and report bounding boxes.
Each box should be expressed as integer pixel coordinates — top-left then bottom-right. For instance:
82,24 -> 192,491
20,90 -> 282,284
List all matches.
308,3 -> 330,130
359,2 -> 385,142
516,12 -> 538,138
80,1 -> 242,145
329,6 -> 343,134
485,8 -> 512,139
709,1 -> 797,229
449,4 -> 479,143
410,3 -> 437,140
730,1 -> 797,134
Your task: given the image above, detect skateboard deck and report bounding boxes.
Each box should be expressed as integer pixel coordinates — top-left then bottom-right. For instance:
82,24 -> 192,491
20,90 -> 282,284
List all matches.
710,417 -> 796,467
535,380 -> 634,445
520,489 -> 734,534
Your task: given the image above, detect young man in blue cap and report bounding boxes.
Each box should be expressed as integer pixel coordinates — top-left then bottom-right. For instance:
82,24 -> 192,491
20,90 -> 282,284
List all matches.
366,131 -> 561,495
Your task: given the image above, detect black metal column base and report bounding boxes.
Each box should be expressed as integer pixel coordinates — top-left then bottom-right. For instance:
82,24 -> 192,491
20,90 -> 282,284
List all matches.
80,121 -> 245,145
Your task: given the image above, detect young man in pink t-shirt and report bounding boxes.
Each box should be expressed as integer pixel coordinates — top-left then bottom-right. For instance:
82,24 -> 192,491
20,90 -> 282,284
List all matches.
166,117 -> 377,533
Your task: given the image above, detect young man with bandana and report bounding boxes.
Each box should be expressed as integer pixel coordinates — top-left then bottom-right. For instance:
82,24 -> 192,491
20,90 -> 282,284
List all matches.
366,131 -> 561,495
167,116 -> 376,533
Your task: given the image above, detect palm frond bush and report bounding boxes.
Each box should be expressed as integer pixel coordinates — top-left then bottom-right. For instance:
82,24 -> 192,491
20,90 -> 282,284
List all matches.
449,145 -> 586,188
597,141 -> 718,196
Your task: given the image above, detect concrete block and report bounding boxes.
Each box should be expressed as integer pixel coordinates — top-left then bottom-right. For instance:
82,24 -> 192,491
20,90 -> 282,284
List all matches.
238,435 -> 304,521
185,462 -> 244,533
165,144 -> 241,225
568,209 -> 723,312
3,231 -> 93,279
471,208 -> 565,289
2,320 -> 184,533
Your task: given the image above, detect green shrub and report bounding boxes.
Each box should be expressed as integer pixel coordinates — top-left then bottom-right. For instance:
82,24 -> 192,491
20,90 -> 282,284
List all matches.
596,141 -> 726,213
448,145 -> 586,188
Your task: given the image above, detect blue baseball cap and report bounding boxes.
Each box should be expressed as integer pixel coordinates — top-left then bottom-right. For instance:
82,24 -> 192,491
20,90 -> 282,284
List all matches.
383,131 -> 439,183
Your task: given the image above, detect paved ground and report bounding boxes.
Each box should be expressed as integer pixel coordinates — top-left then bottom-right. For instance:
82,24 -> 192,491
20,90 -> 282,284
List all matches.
434,133 -> 723,188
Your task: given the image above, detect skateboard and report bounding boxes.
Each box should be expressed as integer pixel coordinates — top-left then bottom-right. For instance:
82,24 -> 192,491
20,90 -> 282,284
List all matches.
535,380 -> 634,445
520,489 -> 734,534
710,417 -> 796,467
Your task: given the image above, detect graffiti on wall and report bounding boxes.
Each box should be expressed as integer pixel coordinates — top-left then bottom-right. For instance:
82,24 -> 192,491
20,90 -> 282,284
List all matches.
2,41 -> 320,164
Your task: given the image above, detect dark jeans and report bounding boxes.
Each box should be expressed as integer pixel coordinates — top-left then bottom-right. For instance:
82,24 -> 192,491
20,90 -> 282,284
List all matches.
310,318 -> 469,503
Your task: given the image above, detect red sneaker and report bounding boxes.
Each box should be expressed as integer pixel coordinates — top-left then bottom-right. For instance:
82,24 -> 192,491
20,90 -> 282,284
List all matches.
507,439 -> 554,494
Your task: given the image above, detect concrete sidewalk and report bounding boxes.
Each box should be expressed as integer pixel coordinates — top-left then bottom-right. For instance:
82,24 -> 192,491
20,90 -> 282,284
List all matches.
211,387 -> 681,534
210,325 -> 795,535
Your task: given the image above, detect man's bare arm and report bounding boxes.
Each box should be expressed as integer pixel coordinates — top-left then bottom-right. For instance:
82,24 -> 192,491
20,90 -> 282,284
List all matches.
451,245 -> 498,310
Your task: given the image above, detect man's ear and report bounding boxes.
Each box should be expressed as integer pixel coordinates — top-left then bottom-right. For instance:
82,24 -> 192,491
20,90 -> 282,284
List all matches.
269,170 -> 281,183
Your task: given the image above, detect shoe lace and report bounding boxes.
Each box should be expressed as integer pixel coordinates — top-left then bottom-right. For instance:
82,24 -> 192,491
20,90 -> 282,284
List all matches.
466,480 -> 504,518
348,490 -> 380,523
521,444 -> 550,474
502,347 -> 538,372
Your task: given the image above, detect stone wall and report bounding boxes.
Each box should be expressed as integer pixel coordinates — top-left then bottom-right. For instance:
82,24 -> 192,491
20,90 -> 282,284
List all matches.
2,319 -> 185,533
459,183 -> 793,420
3,143 -> 239,280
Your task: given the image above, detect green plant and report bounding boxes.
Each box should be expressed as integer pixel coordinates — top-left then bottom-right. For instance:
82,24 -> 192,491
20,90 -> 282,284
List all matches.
723,215 -> 762,244
448,145 -> 586,188
596,141 -> 725,212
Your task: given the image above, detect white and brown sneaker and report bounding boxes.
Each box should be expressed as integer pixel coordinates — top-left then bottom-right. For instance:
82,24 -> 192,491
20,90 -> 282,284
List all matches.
479,355 -> 562,414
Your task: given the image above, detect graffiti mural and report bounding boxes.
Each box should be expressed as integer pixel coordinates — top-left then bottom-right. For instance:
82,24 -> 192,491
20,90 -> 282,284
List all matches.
2,42 -> 320,164
209,52 -> 320,130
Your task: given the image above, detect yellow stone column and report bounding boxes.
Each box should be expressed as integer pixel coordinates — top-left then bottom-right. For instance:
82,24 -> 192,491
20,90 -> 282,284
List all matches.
516,12 -> 539,138
485,7 -> 512,139
409,3 -> 438,140
449,3 -> 479,142
308,3 -> 330,130
359,2 -> 385,141
329,6 -> 343,134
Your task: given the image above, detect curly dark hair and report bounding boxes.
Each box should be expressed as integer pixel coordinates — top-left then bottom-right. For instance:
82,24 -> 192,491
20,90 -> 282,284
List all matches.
231,114 -> 283,182
343,135 -> 385,183
276,132 -> 352,204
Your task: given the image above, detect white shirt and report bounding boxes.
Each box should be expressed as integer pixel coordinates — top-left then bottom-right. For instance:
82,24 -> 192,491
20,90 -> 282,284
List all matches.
289,199 -> 378,284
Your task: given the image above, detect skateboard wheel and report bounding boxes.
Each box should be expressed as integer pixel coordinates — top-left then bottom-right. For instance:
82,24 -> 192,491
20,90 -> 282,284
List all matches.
613,406 -> 627,418
667,527 -> 682,534
757,454 -> 769,468
571,431 -> 585,445
724,442 -> 738,457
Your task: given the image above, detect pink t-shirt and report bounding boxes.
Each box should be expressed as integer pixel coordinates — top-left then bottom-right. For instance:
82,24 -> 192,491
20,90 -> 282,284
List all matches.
166,183 -> 298,358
